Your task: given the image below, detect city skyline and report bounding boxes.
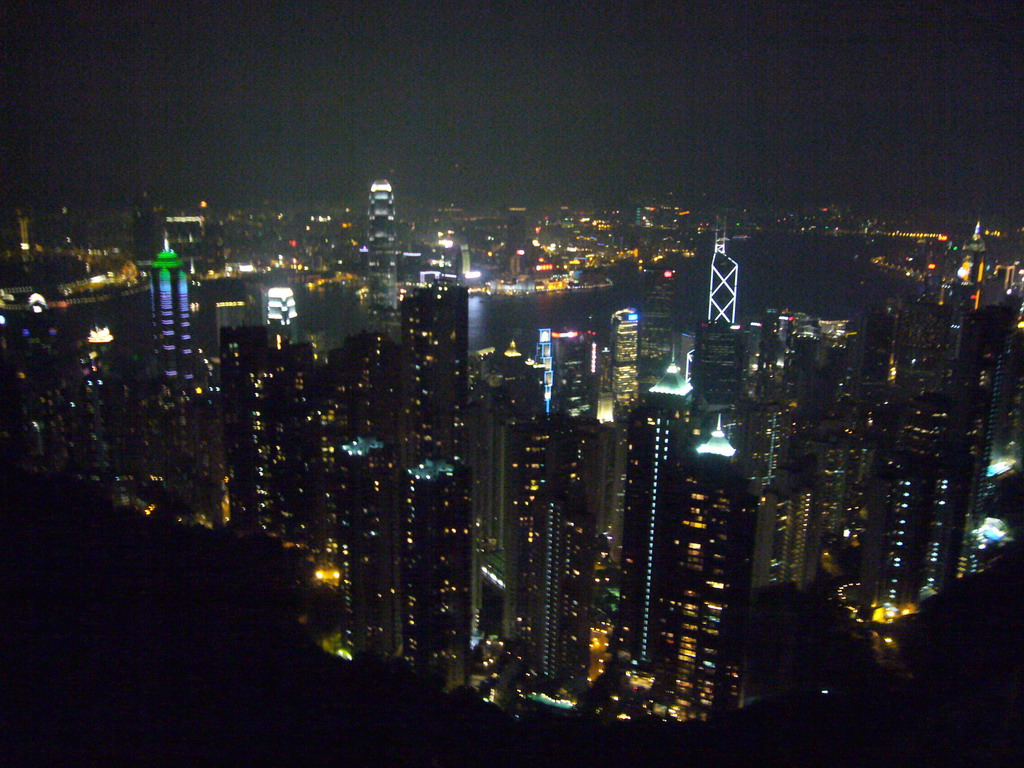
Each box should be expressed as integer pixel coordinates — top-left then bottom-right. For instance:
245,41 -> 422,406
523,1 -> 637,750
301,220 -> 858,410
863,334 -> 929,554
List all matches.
3,180 -> 1023,757
4,3 -> 1024,763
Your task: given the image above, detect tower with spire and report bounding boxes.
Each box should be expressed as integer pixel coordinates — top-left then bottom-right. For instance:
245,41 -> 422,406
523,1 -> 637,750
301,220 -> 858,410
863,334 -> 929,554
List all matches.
696,414 -> 738,458
951,221 -> 987,308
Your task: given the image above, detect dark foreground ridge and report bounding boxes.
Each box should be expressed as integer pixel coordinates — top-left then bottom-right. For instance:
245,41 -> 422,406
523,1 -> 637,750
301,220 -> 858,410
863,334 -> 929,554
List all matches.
4,470 -> 1021,767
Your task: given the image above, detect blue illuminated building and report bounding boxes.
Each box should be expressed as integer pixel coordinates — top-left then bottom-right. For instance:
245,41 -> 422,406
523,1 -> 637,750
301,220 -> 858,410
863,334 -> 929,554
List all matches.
149,248 -> 193,384
536,328 -> 553,414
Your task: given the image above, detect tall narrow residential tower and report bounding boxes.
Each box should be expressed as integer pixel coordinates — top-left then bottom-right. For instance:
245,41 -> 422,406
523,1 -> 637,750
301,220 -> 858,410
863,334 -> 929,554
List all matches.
401,277 -> 469,465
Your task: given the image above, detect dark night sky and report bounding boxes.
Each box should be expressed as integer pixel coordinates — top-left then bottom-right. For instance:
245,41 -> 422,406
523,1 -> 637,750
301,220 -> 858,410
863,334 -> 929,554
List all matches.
3,1 -> 1022,214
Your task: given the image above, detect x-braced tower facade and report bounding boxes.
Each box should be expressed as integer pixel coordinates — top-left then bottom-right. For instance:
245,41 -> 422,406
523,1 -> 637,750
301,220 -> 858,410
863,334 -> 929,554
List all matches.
708,232 -> 738,323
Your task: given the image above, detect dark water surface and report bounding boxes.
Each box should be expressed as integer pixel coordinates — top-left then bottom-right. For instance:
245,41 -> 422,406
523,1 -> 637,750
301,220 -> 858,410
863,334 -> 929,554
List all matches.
266,231 -> 917,355
465,231 -> 915,353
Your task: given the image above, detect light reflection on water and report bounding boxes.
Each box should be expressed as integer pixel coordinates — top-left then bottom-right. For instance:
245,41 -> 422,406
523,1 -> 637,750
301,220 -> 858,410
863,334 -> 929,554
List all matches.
300,231 -> 913,356
467,287 -> 637,354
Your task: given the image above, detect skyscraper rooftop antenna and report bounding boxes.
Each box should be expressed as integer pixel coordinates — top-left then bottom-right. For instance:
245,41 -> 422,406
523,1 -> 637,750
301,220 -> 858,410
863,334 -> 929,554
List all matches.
696,413 -> 737,457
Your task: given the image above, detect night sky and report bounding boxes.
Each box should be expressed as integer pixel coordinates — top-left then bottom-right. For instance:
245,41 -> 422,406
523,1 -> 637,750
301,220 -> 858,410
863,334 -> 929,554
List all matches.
3,1 -> 1022,214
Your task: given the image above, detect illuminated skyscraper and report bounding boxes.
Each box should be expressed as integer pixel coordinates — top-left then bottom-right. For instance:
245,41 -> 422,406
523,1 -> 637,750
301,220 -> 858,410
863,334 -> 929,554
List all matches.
149,248 -> 194,384
708,232 -> 738,324
506,417 -> 601,681
639,267 -> 679,388
551,330 -> 597,418
611,309 -> 639,408
74,328 -> 115,481
619,417 -> 757,720
329,436 -> 400,658
368,180 -> 398,314
532,328 -> 596,417
401,278 -> 469,465
960,222 -> 987,308
403,459 -> 472,689
157,213 -> 206,274
618,397 -> 692,674
323,331 -> 403,446
861,395 -> 968,616
693,231 -> 745,409
537,328 -> 553,414
265,286 -> 298,338
220,327 -> 317,538
955,306 -> 1022,572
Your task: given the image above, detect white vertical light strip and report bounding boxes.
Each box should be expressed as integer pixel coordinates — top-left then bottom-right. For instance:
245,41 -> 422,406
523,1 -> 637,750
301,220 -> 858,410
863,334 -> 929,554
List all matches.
640,419 -> 664,663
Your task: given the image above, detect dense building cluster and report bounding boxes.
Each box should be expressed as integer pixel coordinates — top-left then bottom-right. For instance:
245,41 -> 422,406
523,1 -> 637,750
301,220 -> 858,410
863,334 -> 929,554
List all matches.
1,191 -> 1022,721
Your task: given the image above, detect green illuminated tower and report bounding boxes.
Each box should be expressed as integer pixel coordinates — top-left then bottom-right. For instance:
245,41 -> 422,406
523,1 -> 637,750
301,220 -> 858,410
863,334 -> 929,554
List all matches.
149,249 -> 194,384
